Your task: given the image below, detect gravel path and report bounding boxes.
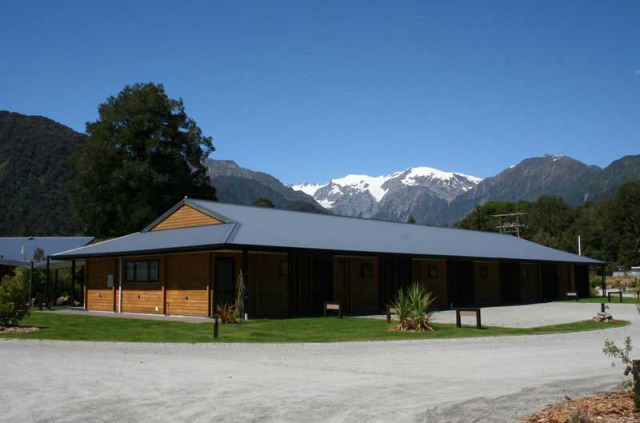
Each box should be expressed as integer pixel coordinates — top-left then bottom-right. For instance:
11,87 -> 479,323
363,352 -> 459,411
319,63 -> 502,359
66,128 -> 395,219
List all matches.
1,303 -> 639,423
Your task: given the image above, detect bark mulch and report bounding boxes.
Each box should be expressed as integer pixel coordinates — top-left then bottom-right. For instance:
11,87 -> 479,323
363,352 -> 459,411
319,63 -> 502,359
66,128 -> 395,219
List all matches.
524,391 -> 640,422
0,326 -> 39,334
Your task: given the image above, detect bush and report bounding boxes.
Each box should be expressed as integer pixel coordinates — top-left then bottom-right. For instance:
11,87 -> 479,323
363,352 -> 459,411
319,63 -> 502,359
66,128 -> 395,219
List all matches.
390,283 -> 435,332
215,303 -> 240,324
0,269 -> 30,326
590,277 -> 602,289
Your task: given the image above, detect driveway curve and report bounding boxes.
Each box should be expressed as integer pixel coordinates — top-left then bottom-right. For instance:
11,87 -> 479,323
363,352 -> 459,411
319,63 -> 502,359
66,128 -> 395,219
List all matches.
1,302 -> 638,423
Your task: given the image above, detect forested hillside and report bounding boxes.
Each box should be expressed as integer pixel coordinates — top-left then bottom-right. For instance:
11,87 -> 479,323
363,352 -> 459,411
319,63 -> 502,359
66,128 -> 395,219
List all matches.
455,181 -> 640,270
0,111 -> 86,236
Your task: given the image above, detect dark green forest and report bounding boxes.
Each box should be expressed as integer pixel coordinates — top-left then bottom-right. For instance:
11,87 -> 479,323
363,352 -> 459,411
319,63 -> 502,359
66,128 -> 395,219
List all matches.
455,180 -> 640,270
0,111 -> 86,236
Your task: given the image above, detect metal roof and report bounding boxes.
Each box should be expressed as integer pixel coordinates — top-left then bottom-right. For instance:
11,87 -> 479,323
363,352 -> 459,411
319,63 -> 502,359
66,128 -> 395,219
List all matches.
0,237 -> 94,268
53,199 -> 603,265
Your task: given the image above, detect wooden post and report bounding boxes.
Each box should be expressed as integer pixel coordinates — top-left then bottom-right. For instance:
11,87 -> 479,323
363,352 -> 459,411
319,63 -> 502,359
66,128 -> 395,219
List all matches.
54,269 -> 59,305
602,264 -> 607,299
45,256 -> 50,309
70,260 -> 76,305
79,265 -> 84,307
242,249 -> 249,320
634,360 -> 640,411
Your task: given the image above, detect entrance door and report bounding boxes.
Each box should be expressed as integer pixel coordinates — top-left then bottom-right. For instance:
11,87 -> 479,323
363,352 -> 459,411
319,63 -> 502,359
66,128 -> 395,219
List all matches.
500,262 -> 521,304
215,257 -> 235,306
542,263 -> 559,301
450,261 -> 475,306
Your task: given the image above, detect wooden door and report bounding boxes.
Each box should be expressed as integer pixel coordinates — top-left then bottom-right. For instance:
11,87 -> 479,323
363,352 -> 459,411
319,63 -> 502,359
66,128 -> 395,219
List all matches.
215,257 -> 235,306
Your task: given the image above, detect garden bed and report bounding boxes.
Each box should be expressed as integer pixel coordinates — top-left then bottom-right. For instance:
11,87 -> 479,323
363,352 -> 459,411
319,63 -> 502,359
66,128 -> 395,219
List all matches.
0,326 -> 40,334
524,390 -> 639,422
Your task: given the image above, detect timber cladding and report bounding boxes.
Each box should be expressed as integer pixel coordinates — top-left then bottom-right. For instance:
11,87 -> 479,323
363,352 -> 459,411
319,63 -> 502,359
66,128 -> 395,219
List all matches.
121,255 -> 164,314
86,258 -> 116,312
166,253 -> 210,316
151,204 -> 223,231
474,262 -> 500,306
253,253 -> 288,318
414,260 -> 448,307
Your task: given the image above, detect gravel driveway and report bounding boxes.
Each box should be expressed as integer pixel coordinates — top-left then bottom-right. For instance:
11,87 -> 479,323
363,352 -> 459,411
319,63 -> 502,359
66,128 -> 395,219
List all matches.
1,302 -> 638,423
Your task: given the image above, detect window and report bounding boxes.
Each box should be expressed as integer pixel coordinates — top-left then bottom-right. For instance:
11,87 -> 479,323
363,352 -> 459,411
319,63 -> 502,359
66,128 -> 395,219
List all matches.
279,261 -> 288,277
428,265 -> 438,278
361,263 -> 374,278
125,260 -> 159,282
479,265 -> 488,278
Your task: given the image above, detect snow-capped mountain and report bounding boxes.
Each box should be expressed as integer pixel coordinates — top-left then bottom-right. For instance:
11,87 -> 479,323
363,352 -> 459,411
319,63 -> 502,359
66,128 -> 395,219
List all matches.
291,167 -> 482,224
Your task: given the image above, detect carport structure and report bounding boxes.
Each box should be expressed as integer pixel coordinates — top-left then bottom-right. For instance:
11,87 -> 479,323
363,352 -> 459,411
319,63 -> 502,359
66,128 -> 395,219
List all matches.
0,236 -> 94,306
52,198 -> 605,318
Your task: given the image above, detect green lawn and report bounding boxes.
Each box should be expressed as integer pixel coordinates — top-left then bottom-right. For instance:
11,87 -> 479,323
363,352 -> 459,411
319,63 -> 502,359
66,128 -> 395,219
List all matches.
0,311 -> 630,343
562,296 -> 639,304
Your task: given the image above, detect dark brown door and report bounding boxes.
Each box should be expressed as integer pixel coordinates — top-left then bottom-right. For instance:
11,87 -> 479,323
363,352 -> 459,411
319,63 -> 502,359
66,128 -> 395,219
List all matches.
450,261 -> 475,306
500,262 -> 521,304
215,257 -> 235,306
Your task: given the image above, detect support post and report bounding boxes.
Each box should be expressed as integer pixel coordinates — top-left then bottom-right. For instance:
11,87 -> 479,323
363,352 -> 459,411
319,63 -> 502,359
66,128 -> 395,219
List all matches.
45,256 -> 50,309
79,266 -> 84,307
28,260 -> 33,306
242,249 -> 249,320
71,260 -> 76,306
213,314 -> 219,339
601,264 -> 607,299
118,258 -> 123,314
54,269 -> 59,305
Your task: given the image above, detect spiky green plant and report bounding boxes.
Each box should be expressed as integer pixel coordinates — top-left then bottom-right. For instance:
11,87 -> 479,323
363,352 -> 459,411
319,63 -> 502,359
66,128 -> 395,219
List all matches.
390,283 -> 435,332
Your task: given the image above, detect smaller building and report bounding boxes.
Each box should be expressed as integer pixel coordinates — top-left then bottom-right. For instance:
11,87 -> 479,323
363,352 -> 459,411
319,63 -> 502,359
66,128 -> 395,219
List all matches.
0,237 -> 94,279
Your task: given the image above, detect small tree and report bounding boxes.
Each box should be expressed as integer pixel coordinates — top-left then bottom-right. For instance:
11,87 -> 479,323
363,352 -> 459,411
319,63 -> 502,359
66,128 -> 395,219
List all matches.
0,269 -> 30,326
407,215 -> 416,224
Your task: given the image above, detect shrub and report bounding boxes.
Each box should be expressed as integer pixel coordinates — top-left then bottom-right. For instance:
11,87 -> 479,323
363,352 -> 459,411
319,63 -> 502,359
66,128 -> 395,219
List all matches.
0,269 -> 30,326
215,303 -> 240,324
603,336 -> 634,390
390,283 -> 435,332
590,277 -> 602,289
569,409 -> 591,423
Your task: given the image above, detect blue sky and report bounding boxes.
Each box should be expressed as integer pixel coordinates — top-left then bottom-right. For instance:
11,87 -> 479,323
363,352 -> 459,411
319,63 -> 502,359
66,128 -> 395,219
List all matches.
1,1 -> 639,184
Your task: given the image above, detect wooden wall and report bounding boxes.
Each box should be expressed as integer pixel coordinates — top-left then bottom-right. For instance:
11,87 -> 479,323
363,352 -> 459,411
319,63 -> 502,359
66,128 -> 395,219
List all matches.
253,253 -> 288,318
85,258 -> 116,312
413,260 -> 448,307
349,258 -> 378,312
520,263 -> 540,303
474,262 -> 500,306
165,253 -> 210,316
121,255 -> 164,314
151,205 -> 222,231
557,263 -> 574,298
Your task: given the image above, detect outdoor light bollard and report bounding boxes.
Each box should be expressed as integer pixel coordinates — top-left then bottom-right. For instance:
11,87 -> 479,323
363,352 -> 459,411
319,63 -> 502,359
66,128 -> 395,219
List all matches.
623,359 -> 640,411
213,314 -> 219,339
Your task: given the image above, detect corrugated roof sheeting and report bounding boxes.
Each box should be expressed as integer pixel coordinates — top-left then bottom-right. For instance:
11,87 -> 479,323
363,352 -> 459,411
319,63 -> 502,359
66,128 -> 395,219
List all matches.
0,237 -> 94,267
53,199 -> 603,265
53,223 -> 236,258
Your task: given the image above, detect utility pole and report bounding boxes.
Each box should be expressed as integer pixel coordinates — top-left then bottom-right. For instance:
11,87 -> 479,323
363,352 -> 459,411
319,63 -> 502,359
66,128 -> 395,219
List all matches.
493,212 -> 527,238
578,235 -> 582,256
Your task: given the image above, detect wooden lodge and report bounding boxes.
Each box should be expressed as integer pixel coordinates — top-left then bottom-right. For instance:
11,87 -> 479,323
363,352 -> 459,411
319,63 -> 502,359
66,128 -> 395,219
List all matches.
52,199 -> 604,318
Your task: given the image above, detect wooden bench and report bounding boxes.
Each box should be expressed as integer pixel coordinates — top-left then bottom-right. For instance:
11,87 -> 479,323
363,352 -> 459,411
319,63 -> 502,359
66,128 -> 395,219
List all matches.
607,291 -> 623,303
456,308 -> 482,329
566,291 -> 579,301
324,301 -> 342,318
386,306 -> 397,323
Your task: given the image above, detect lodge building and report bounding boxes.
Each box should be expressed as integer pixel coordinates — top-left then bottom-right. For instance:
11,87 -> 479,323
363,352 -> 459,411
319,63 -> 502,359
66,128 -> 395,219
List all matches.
53,198 -> 603,318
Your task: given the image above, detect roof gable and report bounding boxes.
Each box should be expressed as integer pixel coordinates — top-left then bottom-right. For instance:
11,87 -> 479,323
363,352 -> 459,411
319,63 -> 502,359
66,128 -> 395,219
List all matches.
148,204 -> 225,232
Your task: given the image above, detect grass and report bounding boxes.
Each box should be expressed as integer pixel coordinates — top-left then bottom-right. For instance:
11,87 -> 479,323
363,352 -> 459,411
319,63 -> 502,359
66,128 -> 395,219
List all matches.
0,311 -> 630,343
562,296 -> 639,304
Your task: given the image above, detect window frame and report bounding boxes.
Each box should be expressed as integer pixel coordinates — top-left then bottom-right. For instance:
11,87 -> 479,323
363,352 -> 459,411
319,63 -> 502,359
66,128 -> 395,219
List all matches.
428,264 -> 438,279
361,262 -> 374,278
125,260 -> 160,282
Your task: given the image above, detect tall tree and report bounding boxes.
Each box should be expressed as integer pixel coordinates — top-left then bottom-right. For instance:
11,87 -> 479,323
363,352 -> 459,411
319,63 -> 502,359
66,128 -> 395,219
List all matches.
607,180 -> 640,267
68,83 -> 216,237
